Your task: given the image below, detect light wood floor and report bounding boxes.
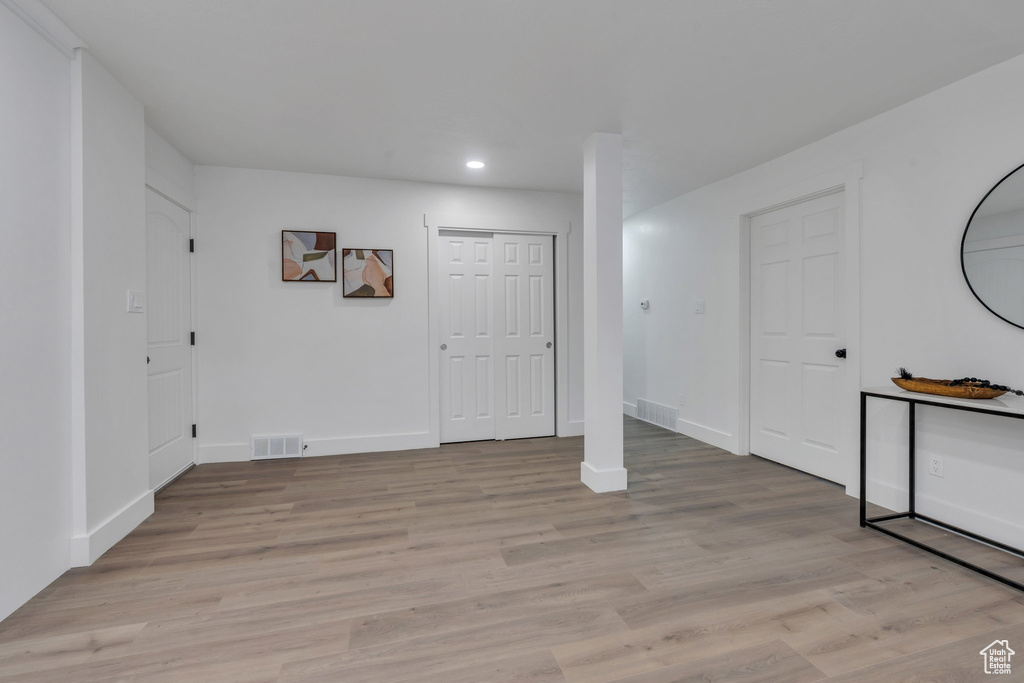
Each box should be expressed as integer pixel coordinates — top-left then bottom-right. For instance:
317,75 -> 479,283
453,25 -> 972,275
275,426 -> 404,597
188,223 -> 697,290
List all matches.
3,418 -> 1024,682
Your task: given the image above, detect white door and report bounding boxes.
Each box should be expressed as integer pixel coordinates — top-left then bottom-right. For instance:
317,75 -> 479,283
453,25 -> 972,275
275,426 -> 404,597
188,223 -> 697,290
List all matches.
494,234 -> 555,439
438,232 -> 555,443
750,191 -> 845,483
439,233 -> 496,442
146,189 -> 194,489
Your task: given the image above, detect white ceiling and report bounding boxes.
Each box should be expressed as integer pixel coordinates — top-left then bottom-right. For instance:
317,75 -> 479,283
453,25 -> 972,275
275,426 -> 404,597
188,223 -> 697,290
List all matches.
42,0 -> 1024,216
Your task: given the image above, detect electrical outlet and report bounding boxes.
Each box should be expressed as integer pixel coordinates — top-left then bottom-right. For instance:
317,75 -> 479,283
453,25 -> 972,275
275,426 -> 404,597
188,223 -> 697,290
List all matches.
676,393 -> 685,406
694,300 -> 705,314
929,455 -> 944,478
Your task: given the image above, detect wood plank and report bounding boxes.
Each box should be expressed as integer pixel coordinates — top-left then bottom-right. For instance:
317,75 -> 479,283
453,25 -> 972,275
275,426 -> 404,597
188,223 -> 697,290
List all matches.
348,572 -> 647,649
607,640 -> 825,683
1,418 -> 1017,682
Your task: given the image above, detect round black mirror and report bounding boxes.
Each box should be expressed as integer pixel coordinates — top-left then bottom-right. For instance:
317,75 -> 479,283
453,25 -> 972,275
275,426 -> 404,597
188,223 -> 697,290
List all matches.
962,163 -> 1024,330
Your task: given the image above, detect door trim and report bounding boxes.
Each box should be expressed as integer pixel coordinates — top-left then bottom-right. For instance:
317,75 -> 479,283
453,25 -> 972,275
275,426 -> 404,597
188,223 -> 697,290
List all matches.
737,162 -> 862,494
425,214 -> 572,445
145,180 -> 198,487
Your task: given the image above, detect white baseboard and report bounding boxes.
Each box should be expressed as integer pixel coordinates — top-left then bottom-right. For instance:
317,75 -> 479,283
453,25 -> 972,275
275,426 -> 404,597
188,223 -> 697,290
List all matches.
561,420 -> 584,437
197,443 -> 250,463
861,478 -> 906,512
625,407 -> 737,454
860,479 -> 1024,548
198,431 -> 436,464
70,490 -> 154,566
580,462 -> 628,493
675,417 -> 736,453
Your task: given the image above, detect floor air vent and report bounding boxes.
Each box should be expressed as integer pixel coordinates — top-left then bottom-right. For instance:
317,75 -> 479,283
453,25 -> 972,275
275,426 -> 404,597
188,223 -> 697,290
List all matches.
636,398 -> 678,431
251,434 -> 303,460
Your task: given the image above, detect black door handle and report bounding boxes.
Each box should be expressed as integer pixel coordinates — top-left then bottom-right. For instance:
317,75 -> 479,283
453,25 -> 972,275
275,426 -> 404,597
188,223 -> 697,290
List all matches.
147,356 -> 150,364
835,348 -> 847,359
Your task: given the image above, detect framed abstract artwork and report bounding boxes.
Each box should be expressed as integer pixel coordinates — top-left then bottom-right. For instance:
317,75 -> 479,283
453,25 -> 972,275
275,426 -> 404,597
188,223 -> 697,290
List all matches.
282,230 -> 337,282
342,248 -> 394,297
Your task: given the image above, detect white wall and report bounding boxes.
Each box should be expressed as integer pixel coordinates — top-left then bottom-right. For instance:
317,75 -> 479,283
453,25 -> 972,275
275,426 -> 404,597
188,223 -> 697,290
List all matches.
0,9 -> 154,620
195,166 -> 583,463
145,124 -> 196,202
624,53 -> 1024,548
70,49 -> 152,564
0,3 -> 72,622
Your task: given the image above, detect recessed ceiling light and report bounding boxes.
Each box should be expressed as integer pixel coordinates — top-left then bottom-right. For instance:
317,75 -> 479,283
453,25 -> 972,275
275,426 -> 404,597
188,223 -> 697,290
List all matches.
466,161 -> 485,169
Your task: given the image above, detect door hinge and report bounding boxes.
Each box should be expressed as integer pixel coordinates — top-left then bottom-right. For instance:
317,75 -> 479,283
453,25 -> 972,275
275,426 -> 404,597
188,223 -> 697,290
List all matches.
190,331 -> 195,346
192,424 -> 197,438
189,238 -> 194,253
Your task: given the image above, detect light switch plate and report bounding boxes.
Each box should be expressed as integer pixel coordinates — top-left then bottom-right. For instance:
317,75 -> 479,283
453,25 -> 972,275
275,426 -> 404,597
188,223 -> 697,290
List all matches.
127,289 -> 145,313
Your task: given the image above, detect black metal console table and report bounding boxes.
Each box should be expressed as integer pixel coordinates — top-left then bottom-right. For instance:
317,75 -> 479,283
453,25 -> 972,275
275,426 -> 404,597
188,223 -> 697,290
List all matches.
860,387 -> 1024,592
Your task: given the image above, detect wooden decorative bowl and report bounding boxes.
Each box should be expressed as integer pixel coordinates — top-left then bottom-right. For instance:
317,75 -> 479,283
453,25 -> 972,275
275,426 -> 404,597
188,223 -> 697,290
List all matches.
891,377 -> 1007,399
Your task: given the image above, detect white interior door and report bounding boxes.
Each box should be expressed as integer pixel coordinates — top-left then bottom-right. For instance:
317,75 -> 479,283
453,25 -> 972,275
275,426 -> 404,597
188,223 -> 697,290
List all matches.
438,231 -> 555,443
146,188 -> 194,489
494,234 -> 555,440
439,233 -> 496,443
750,190 -> 846,483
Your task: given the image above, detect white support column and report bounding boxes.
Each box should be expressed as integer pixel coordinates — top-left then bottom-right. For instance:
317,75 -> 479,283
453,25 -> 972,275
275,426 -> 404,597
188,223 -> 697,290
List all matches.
581,133 -> 627,492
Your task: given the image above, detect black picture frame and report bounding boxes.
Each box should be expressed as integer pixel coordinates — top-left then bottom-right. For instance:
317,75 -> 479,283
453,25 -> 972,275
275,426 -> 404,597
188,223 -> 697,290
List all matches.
342,248 -> 394,298
282,230 -> 337,282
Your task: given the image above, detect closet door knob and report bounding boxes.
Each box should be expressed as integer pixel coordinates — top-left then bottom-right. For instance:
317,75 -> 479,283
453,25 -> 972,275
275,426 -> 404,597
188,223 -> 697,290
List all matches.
835,348 -> 847,359
440,343 -> 447,351
546,342 -> 552,348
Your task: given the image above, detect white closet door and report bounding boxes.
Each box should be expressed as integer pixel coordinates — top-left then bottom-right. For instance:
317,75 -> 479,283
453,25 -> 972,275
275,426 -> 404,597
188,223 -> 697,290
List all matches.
750,191 -> 846,484
494,234 -> 555,440
146,189 -> 194,489
439,234 -> 496,443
